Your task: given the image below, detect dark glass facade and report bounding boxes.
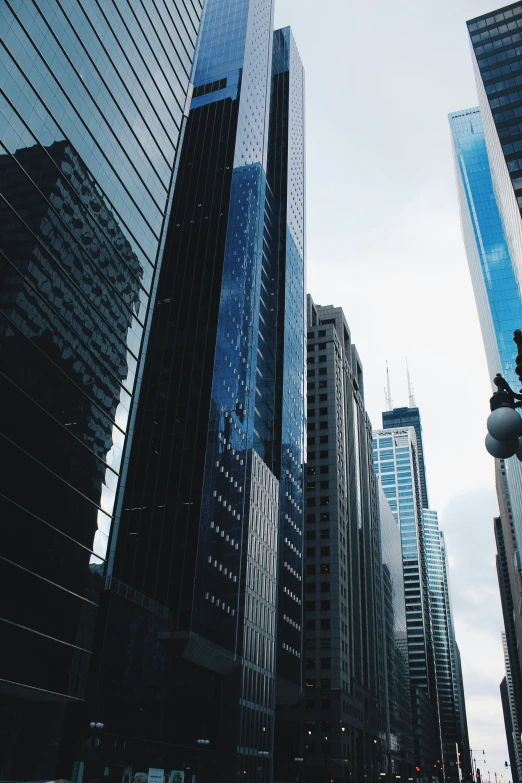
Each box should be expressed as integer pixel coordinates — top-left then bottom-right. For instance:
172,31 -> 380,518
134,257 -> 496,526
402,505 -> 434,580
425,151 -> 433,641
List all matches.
0,1 -> 201,778
382,407 -> 429,510
501,675 -> 520,782
90,4 -> 305,782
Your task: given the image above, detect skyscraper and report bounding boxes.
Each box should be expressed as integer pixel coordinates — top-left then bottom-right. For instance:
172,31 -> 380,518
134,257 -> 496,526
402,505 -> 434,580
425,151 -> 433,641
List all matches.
467,3 -> 522,301
373,426 -> 440,777
503,629 -> 522,780
423,512 -> 470,782
501,675 -> 521,782
0,2 -> 201,779
449,104 -> 522,731
280,297 -> 385,783
88,3 -> 306,781
378,484 -> 415,780
381,406 -> 429,510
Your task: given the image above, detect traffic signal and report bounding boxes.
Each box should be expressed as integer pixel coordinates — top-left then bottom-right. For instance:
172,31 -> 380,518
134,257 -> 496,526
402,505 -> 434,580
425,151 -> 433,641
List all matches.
476,769 -> 481,782
506,761 -> 509,768
416,767 -> 420,774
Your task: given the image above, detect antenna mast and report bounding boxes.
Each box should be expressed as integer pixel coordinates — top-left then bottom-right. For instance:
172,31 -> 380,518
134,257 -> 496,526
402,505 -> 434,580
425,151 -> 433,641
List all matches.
385,362 -> 393,411
407,358 -> 416,408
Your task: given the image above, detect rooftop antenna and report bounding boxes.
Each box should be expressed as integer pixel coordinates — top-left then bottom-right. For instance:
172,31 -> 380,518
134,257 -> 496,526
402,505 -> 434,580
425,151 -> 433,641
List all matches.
385,362 -> 393,411
407,358 -> 416,408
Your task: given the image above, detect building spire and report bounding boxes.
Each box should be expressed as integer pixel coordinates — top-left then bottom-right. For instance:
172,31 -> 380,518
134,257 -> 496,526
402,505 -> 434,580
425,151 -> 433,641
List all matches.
385,362 -> 393,411
407,358 -> 416,408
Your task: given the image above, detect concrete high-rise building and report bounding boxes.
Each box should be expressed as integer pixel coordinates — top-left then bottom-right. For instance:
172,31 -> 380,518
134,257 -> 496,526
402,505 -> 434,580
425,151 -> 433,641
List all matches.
501,675 -> 521,782
504,629 -> 522,779
89,3 -> 306,782
0,2 -> 201,779
281,297 -> 386,783
378,485 -> 415,780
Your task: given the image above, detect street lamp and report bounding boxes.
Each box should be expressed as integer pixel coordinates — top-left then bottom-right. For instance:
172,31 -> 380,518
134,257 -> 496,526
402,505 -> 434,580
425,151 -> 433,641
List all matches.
485,331 -> 522,459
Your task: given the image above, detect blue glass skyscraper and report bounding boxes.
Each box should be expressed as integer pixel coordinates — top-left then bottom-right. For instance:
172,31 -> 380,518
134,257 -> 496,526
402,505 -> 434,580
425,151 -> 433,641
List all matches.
93,2 -> 306,781
0,2 -> 201,779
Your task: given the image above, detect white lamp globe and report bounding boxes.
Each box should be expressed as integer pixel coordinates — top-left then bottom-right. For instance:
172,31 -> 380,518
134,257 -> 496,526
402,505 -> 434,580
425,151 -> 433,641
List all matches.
487,406 -> 522,441
485,433 -> 519,459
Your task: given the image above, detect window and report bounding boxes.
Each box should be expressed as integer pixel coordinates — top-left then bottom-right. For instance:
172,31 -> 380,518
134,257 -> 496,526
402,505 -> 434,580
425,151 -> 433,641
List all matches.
321,564 -> 330,574
319,465 -> 329,474
305,659 -> 316,670
308,436 -> 315,445
319,380 -> 327,388
320,481 -> 329,490
320,582 -> 330,592
306,565 -> 316,575
320,699 -> 331,710
308,451 -> 316,461
319,407 -> 328,415
307,498 -> 316,506
320,435 -> 328,443
307,531 -> 316,541
320,530 -> 329,540
308,423 -> 315,431
307,514 -> 315,524
320,450 -> 328,458
307,466 -> 316,475
321,619 -> 331,630
319,330 -> 326,336
308,382 -> 315,390
305,700 -> 315,712
306,600 -> 315,610
321,658 -> 331,669
319,393 -> 328,401
306,620 -> 315,630
320,496 -> 329,505
319,422 -> 328,430
321,600 -> 330,610
321,678 -> 331,690
320,512 -> 330,522
306,583 -> 316,592
318,355 -> 326,363
319,343 -> 327,349
319,368 -> 327,375
320,546 -> 330,556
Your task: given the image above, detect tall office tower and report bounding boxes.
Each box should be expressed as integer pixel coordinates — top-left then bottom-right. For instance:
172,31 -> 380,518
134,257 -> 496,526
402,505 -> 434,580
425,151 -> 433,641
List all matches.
0,2 -> 201,780
449,105 -> 522,729
467,3 -> 522,294
378,485 -> 415,780
88,4 -> 306,782
504,630 -> 522,780
501,676 -> 521,782
279,297 -> 385,783
423,511 -> 471,782
382,406 -> 429,510
372,427 -> 440,778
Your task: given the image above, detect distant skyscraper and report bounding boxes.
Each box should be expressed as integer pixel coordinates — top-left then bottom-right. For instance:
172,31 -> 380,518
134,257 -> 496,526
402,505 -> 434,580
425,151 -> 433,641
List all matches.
281,297 -> 386,783
89,3 -> 306,781
378,485 -> 415,779
423,511 -> 470,781
0,2 -> 201,779
382,406 -> 429,510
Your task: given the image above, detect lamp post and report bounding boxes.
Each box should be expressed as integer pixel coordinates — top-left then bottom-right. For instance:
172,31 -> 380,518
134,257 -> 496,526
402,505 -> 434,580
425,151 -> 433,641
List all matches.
485,331 -> 522,459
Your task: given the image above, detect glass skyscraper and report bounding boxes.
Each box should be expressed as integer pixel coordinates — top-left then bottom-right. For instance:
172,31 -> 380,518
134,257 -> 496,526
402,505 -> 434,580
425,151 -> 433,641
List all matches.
382,407 -> 429,510
90,3 -> 306,782
378,485 -> 415,779
0,2 -> 201,779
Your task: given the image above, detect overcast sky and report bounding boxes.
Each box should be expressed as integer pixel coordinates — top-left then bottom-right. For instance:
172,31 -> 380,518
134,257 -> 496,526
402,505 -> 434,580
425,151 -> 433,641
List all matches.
273,0 -> 514,776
